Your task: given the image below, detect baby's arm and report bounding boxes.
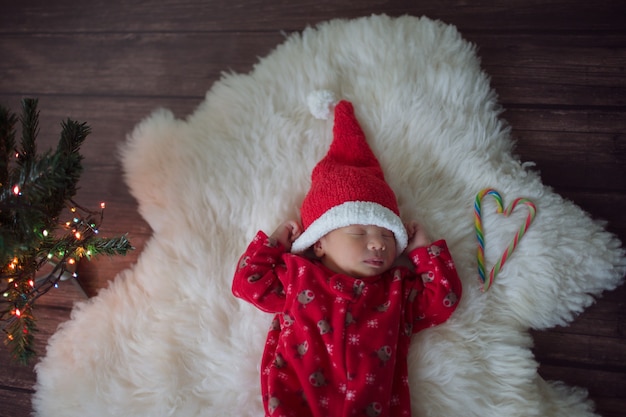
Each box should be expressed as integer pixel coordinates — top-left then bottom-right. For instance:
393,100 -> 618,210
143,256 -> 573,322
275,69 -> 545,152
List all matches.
232,221 -> 302,313
406,236 -> 463,332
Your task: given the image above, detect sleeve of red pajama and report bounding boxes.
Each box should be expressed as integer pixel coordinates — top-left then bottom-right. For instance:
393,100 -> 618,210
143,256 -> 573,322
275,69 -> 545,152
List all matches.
231,231 -> 289,313
407,239 -> 463,332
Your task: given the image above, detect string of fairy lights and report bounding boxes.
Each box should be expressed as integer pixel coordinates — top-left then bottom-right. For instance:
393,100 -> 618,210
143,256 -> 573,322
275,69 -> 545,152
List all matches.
1,199 -> 111,341
1,98 -> 133,363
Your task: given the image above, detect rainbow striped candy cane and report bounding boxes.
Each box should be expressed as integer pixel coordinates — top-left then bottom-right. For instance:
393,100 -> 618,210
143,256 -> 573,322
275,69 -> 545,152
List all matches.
474,188 -> 537,292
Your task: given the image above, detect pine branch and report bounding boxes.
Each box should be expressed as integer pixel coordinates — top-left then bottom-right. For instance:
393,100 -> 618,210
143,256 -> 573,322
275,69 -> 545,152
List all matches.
82,234 -> 134,259
0,105 -> 17,187
17,98 -> 39,174
54,118 -> 90,204
0,99 -> 133,364
3,305 -> 37,365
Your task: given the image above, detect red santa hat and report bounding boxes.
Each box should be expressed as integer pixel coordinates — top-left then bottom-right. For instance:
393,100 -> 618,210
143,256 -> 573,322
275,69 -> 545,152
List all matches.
291,92 -> 408,253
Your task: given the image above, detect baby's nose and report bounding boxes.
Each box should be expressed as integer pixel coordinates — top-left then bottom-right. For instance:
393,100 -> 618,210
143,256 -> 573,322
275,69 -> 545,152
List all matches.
368,237 -> 386,251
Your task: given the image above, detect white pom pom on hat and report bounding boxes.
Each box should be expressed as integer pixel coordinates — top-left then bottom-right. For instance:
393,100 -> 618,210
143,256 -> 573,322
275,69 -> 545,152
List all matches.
307,90 -> 338,119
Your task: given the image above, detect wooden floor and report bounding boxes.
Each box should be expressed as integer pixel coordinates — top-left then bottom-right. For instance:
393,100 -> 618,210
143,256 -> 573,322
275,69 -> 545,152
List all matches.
1,1 -> 625,416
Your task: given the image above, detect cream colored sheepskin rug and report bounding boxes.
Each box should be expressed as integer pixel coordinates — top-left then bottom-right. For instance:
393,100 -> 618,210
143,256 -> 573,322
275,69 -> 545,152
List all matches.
34,15 -> 624,417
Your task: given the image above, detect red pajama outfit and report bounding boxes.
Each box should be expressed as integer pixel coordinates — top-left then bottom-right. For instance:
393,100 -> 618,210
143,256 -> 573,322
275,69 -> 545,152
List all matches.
233,231 -> 462,417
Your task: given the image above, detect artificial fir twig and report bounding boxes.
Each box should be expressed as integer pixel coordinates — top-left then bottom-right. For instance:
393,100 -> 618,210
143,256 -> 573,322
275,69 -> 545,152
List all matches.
0,99 -> 133,364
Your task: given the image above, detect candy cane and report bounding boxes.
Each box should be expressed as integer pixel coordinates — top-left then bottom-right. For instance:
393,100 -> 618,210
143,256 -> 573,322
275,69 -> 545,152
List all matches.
474,188 -> 537,291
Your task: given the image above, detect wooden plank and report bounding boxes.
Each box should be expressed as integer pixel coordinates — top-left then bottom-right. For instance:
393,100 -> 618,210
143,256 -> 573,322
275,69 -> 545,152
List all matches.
538,364 -> 626,417
533,286 -> 626,339
470,33 -> 626,108
0,32 -> 282,98
1,0 -> 624,33
531,287 -> 626,378
1,32 -> 624,106
555,190 -> 626,241
567,285 -> 626,324
532,330 -> 626,370
513,131 -> 624,165
0,389 -> 33,417
513,131 -> 626,193
507,108 -> 626,135
508,108 -> 626,196
592,399 -> 626,417
0,353 -> 36,393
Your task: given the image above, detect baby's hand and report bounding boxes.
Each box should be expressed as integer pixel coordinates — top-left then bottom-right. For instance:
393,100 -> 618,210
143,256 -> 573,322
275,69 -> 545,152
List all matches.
269,220 -> 302,251
404,221 -> 431,253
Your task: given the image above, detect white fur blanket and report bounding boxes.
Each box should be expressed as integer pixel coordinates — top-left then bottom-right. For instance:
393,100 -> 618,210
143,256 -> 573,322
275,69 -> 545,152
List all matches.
33,15 -> 625,417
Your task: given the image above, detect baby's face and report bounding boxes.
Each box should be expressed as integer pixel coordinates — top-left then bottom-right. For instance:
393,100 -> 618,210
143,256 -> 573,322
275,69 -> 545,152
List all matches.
314,225 -> 397,278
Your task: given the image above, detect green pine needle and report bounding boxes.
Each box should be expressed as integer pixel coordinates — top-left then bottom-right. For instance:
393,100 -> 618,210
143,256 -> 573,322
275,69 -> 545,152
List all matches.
0,99 -> 133,364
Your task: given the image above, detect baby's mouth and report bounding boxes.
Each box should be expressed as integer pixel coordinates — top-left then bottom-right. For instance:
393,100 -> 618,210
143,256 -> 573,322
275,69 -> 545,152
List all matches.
364,258 -> 385,267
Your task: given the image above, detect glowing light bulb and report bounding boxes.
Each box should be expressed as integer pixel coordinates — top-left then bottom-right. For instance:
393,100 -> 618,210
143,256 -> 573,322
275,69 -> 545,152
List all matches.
14,309 -> 21,317
12,185 -> 20,195
100,202 -> 106,209
43,229 -> 49,237
75,231 -> 81,239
